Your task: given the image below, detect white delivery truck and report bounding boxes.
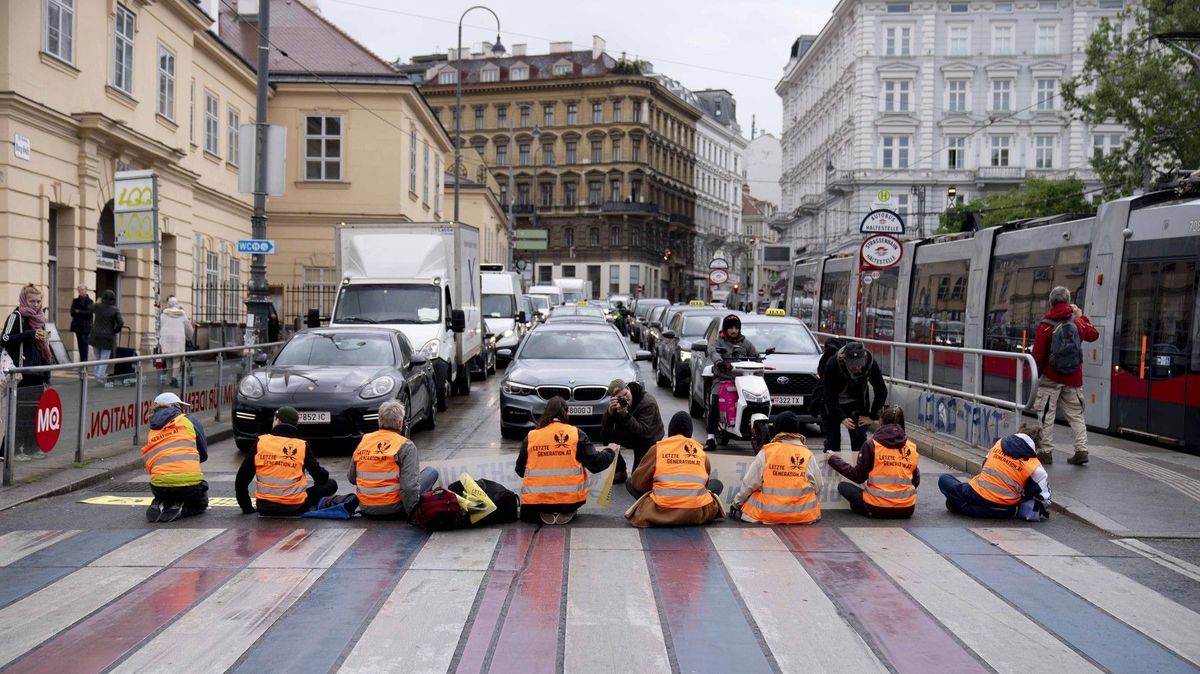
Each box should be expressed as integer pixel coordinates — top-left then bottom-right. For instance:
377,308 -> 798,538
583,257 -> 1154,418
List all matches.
553,278 -> 592,303
332,222 -> 483,411
527,284 -> 564,309
481,270 -> 525,366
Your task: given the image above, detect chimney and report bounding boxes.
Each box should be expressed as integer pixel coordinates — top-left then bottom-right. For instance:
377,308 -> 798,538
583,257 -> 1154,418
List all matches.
481,42 -> 493,57
512,43 -> 527,57
198,0 -> 219,35
592,35 -> 606,59
237,0 -> 259,17
550,41 -> 573,54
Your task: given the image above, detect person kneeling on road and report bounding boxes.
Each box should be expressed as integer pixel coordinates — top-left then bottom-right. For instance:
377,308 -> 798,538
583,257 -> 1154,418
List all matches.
236,406 -> 338,516
626,411 -> 724,527
827,405 -> 919,519
348,399 -> 439,520
729,411 -> 821,525
938,423 -> 1051,521
821,341 -> 887,453
600,378 -> 664,484
141,392 -> 209,522
516,397 -> 618,525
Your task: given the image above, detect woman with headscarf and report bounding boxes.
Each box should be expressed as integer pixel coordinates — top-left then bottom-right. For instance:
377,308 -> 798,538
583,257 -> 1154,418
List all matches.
2,285 -> 54,458
90,289 -> 124,383
625,411 -> 725,527
515,397 -> 617,525
159,296 -> 194,386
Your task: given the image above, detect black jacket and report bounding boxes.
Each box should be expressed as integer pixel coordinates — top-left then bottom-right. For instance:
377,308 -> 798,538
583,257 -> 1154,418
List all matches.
600,382 -> 665,453
821,352 -> 888,421
70,296 -> 94,334
235,424 -> 330,514
90,301 -> 124,350
2,310 -> 48,371
710,333 -> 760,382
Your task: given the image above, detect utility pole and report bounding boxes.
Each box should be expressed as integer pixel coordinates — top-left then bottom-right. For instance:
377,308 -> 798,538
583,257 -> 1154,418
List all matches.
245,0 -> 271,346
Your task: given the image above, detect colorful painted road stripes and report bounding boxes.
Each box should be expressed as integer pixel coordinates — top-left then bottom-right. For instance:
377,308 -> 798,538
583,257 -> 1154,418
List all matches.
0,525 -> 1196,674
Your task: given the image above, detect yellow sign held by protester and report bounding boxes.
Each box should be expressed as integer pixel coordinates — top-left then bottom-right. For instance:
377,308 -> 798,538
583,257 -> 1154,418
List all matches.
592,447 -> 621,508
457,472 -> 498,524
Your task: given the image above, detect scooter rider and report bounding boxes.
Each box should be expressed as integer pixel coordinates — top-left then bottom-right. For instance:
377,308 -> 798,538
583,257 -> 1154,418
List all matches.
706,314 -> 758,451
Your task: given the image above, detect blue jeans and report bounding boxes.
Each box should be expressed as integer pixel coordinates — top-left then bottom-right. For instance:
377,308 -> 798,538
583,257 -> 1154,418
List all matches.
93,347 -> 112,379
938,473 -> 1017,519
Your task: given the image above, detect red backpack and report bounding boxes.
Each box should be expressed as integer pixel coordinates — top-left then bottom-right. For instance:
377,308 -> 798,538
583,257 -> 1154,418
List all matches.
410,488 -> 465,531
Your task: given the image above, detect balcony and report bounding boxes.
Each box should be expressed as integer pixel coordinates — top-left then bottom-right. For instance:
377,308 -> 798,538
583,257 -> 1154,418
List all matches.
975,166 -> 1026,181
799,194 -> 822,211
826,170 -> 854,195
668,213 -> 694,226
601,200 -> 659,213
511,204 -> 535,214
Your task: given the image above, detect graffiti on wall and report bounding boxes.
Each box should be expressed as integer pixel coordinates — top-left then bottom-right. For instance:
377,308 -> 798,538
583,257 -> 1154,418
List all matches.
913,390 -> 1012,448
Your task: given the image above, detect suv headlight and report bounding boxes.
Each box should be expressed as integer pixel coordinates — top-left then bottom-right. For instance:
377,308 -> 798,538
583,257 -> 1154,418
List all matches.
503,380 -> 536,396
360,376 -> 396,399
501,329 -> 515,338
420,339 -> 440,359
238,375 -> 264,399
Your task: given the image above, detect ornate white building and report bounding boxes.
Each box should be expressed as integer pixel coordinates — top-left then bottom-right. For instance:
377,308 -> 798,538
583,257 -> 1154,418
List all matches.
774,0 -> 1129,254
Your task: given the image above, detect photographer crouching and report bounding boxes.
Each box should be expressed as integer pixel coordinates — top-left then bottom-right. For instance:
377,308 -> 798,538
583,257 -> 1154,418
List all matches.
600,379 -> 665,484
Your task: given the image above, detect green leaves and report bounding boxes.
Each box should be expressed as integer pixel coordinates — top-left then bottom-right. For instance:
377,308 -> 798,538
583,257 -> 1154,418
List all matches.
938,177 -> 1097,233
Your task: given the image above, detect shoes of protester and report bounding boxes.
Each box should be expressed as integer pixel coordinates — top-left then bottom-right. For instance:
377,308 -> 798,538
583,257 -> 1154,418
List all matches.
705,438 -> 717,452
159,502 -> 184,522
1067,451 -> 1089,466
146,499 -> 165,523
613,468 -> 628,484
539,511 -> 575,525
1037,451 -> 1053,465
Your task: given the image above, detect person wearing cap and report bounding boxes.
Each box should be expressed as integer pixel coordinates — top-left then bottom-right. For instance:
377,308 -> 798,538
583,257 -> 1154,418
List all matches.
626,411 -> 724,527
141,392 -> 209,522
826,405 -> 920,519
348,399 -> 439,520
600,377 -> 664,484
820,341 -> 887,453
706,313 -> 759,451
730,411 -> 822,524
938,423 -> 1052,521
516,397 -> 618,525
235,406 -> 338,516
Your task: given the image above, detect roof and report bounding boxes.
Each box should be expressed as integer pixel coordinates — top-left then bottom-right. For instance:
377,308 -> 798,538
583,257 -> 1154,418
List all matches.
742,191 -> 764,217
218,0 -> 396,76
424,50 -> 618,85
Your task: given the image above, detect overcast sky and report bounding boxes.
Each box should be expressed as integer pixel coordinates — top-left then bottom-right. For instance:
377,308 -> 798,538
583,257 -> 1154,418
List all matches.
316,0 -> 838,139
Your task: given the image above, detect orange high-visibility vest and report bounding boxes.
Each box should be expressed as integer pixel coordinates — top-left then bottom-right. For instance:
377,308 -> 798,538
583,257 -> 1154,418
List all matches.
353,429 -> 407,508
650,436 -> 713,509
254,434 -> 308,506
141,415 -> 202,487
863,439 -> 919,509
521,422 -> 588,505
969,440 -> 1038,506
741,441 -> 820,524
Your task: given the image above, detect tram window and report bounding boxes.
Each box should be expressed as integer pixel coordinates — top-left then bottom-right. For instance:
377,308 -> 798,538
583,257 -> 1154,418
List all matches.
818,270 -> 851,335
907,259 -> 969,388
791,265 -> 819,329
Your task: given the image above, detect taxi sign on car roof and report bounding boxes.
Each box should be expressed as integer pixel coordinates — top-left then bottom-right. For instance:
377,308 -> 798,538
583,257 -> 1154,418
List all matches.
765,308 -> 786,317
576,300 -> 589,306
688,300 -> 706,307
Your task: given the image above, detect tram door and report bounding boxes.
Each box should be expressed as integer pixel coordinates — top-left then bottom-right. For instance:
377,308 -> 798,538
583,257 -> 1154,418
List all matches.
1113,258 -> 1196,444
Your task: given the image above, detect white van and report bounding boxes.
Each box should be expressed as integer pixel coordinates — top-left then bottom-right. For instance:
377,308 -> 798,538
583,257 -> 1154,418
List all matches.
482,271 -> 525,366
527,285 -> 564,309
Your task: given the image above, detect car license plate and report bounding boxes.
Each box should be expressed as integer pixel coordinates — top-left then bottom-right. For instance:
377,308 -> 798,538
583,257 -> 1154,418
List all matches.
297,411 -> 331,424
567,405 -> 594,416
771,395 -> 805,406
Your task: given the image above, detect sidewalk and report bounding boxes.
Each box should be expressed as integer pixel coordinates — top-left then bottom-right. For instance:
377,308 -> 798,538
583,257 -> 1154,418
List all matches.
911,423 -> 1200,538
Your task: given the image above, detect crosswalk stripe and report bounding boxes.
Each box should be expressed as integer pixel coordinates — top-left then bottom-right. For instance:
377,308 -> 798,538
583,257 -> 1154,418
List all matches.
564,528 -> 670,673
915,528 -> 1196,673
777,526 -> 989,674
0,530 -> 80,567
0,529 -> 146,609
487,528 -> 567,674
1112,538 -> 1200,584
976,528 -> 1200,666
0,529 -> 222,669
339,530 -> 500,674
843,528 -> 1102,673
708,528 -> 888,673
109,529 -> 362,673
453,529 -> 535,674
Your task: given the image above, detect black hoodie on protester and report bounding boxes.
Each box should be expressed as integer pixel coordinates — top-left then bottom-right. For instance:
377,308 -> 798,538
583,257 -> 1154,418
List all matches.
235,424 -> 331,515
821,348 -> 888,421
600,381 -> 664,455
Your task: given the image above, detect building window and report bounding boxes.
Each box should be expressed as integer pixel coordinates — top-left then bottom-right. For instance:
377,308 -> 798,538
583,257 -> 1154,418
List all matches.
227,108 -> 240,167
592,101 -> 603,124
422,142 -> 430,203
474,107 -> 484,129
630,265 -> 640,290
540,182 -> 553,206
438,69 -> 457,85
189,78 -> 195,144
990,79 -> 1012,111
950,2 -> 969,11
434,158 -> 441,212
520,105 -> 530,127
887,3 -> 911,11
499,184 -> 508,206
610,265 -> 621,294
991,24 -> 1014,55
948,25 -> 969,56
1036,23 -> 1059,54
881,135 -> 910,169
947,136 -> 966,169
157,45 -> 176,120
611,139 -> 622,162
994,1 -> 1013,10
565,141 -> 577,164
204,250 -> 220,318
495,143 -> 508,166
1098,0 -> 1122,7
543,104 -> 554,126
885,26 -> 911,56
632,139 -> 641,162
1035,135 -> 1056,169
538,265 -> 553,283
631,227 -> 641,247
304,115 -> 342,180
990,135 -> 1011,166
112,5 -> 135,95
589,227 -> 600,245
610,179 -> 621,202
204,92 -> 220,156
884,80 -> 911,112
480,68 -> 499,83
567,103 -> 577,125
1036,78 -> 1058,110
564,229 -> 575,248
517,183 -> 530,206
1092,132 -> 1123,157
542,142 -> 554,165
564,182 -> 577,207
519,143 -> 530,166
631,178 -> 641,201
588,181 -> 602,206
409,128 -> 417,192
590,140 -> 602,163
44,0 -> 74,63
511,66 -> 528,81
613,101 -> 622,122
497,106 -> 507,126
947,79 -> 969,112
633,100 -> 643,123
554,63 -> 571,76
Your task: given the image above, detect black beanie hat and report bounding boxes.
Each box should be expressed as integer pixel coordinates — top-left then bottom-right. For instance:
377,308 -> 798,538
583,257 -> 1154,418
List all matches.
721,314 -> 741,333
772,411 -> 802,435
668,410 -> 693,438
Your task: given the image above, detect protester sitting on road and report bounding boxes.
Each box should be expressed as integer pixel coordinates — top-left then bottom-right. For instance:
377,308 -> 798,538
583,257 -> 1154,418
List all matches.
348,400 -> 439,520
626,411 -> 724,527
516,397 -> 618,525
826,405 -> 920,519
236,406 -> 337,516
600,378 -> 664,484
1032,286 -> 1099,466
821,341 -> 887,453
938,423 -> 1051,521
141,392 -> 209,523
707,314 -> 759,452
730,411 -> 821,525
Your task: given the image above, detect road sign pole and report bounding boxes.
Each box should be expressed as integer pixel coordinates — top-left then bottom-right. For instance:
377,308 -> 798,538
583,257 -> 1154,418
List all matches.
245,0 -> 271,348
151,174 -> 161,358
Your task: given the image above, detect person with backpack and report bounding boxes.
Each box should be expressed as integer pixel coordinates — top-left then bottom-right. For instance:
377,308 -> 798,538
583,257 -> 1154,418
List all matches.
515,397 -> 618,525
821,341 -> 888,453
235,407 -> 337,516
826,405 -> 920,519
348,399 -> 439,520
1032,286 -> 1098,465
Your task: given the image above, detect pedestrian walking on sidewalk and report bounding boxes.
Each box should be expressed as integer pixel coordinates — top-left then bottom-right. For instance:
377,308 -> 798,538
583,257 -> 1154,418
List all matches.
730,411 -> 822,524
827,406 -> 920,519
516,397 -> 617,525
348,399 -> 439,520
938,423 -> 1051,521
158,296 -> 194,387
625,411 -> 725,527
90,290 -> 124,383
236,406 -> 338,516
69,285 -> 93,363
141,392 -> 209,522
1032,286 -> 1099,465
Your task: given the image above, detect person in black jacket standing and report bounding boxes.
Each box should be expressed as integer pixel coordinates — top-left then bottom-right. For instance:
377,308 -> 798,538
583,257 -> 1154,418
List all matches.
69,285 -> 94,362
821,341 -> 887,452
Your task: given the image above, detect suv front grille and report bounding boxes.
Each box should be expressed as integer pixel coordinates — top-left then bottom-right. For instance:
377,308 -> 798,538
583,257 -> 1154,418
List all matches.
537,386 -> 571,400
537,385 -> 609,402
572,386 -> 607,402
765,373 -> 819,396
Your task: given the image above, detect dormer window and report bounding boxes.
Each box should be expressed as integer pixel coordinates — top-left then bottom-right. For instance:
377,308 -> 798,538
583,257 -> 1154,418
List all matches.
511,65 -> 529,81
480,65 -> 500,83
438,69 -> 458,85
553,60 -> 572,76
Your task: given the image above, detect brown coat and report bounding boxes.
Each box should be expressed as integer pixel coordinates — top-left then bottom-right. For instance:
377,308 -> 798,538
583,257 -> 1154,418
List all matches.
624,441 -> 724,528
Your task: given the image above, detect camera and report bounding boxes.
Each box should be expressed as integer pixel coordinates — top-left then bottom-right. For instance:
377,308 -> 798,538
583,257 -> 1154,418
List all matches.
616,397 -> 628,408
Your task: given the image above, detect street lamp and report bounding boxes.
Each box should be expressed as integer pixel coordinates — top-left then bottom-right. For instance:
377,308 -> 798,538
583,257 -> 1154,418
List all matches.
454,6 -> 504,225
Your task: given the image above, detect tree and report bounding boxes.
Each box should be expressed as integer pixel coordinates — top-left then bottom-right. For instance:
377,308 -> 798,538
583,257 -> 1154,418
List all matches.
937,177 -> 1097,233
1062,0 -> 1200,197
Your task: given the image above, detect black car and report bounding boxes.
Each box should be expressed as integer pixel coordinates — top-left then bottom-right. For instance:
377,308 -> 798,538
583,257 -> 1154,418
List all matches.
233,327 -> 436,451
629,298 -> 669,345
654,309 -> 727,397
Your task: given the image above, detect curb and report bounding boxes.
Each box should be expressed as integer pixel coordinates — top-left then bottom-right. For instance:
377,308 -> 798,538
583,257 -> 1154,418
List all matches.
0,427 -> 234,512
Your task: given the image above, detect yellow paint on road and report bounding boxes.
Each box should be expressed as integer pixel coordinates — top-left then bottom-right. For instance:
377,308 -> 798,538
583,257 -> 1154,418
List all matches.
80,495 -> 248,507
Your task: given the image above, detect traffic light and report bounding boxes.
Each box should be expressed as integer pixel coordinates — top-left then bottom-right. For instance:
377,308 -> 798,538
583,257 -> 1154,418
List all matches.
663,247 -> 673,261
